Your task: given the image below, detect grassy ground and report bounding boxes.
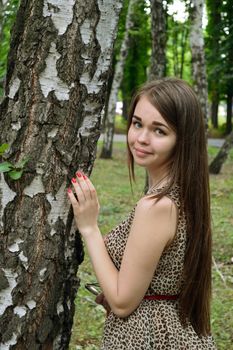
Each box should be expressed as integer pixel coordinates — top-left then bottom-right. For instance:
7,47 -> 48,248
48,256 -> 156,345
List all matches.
69,142 -> 233,350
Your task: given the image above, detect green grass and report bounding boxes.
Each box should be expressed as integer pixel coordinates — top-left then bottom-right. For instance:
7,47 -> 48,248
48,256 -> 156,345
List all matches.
209,147 -> 233,349
69,143 -> 233,350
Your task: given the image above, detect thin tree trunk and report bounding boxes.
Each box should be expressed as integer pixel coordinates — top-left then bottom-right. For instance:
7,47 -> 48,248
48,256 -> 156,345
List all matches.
172,20 -> 179,77
189,0 -> 208,126
180,23 -> 188,79
210,100 -> 219,129
226,93 -> 233,134
211,94 -> 219,129
209,130 -> 233,174
210,91 -> 219,129
100,0 -> 136,159
0,0 -> 122,348
149,0 -> 167,80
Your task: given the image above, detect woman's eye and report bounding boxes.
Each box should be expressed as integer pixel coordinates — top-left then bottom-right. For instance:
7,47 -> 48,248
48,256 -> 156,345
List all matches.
154,128 -> 166,135
133,121 -> 141,128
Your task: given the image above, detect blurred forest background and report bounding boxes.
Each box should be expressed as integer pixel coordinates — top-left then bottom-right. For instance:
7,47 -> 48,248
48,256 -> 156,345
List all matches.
0,0 -> 232,349
0,0 -> 232,139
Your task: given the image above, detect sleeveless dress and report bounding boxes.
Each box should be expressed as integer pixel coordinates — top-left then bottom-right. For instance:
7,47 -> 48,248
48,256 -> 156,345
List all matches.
101,185 -> 216,349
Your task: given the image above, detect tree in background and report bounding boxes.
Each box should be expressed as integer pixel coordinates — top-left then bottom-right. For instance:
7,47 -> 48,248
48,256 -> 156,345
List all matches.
121,0 -> 150,119
221,0 -> 233,135
209,130 -> 233,174
209,0 -> 233,174
206,0 -> 233,135
189,0 -> 209,125
205,0 -> 222,129
0,0 -> 122,347
100,0 -> 138,159
98,0 -> 130,131
149,0 -> 167,79
166,1 -> 191,81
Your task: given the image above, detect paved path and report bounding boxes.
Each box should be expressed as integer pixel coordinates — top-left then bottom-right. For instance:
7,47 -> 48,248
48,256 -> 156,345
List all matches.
208,138 -> 224,147
100,134 -> 224,148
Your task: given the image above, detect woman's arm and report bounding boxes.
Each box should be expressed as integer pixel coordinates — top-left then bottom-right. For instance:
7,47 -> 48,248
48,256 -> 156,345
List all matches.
68,172 -> 177,317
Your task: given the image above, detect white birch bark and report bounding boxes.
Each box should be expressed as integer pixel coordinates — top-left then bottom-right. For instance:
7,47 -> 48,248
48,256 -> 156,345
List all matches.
189,0 -> 209,124
100,0 -> 137,159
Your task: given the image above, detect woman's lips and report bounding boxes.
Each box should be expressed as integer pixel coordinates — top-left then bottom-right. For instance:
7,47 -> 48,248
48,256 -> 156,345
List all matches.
134,147 -> 152,156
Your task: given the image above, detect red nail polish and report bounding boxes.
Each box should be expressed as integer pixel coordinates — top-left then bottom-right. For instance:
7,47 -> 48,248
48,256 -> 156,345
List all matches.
67,188 -> 72,193
83,174 -> 87,180
76,172 -> 82,178
71,178 -> 76,183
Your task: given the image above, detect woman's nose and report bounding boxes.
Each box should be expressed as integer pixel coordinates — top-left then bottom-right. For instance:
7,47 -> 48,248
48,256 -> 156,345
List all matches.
137,129 -> 149,144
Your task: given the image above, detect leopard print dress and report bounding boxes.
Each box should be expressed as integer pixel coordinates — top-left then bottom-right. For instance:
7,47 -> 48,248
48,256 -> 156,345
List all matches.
101,185 -> 216,349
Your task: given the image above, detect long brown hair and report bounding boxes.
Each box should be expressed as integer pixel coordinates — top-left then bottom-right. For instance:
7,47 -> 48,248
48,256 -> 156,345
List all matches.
127,77 -> 212,336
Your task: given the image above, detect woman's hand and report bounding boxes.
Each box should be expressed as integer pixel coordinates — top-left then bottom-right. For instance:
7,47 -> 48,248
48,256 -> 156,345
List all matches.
67,171 -> 100,237
95,293 -> 111,316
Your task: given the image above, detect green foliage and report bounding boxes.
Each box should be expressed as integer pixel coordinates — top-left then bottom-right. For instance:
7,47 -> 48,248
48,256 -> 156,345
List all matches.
166,1 -> 192,82
0,143 -> 28,180
0,0 -> 19,94
113,0 -> 130,58
221,0 -> 233,95
69,143 -> 233,349
206,0 -> 233,132
0,143 -> 10,155
120,0 -> 151,116
114,114 -> 127,134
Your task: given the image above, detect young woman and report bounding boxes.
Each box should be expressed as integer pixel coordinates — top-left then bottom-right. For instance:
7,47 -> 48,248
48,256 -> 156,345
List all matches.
67,78 -> 216,349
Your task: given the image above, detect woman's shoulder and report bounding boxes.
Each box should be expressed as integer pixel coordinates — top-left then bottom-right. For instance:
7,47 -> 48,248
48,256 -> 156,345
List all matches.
135,193 -> 177,223
133,193 -> 178,245
146,183 -> 181,208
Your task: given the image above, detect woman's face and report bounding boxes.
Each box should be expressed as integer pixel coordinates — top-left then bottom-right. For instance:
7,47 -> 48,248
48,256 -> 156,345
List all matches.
127,96 -> 177,174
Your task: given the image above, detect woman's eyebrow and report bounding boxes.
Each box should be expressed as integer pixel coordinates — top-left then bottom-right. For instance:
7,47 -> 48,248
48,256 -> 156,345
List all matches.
132,115 -> 169,129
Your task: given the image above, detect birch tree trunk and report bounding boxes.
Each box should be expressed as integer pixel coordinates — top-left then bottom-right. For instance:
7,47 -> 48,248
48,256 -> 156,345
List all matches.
100,0 -> 136,159
189,0 -> 209,125
0,0 -> 122,349
149,0 -> 167,80
180,23 -> 189,79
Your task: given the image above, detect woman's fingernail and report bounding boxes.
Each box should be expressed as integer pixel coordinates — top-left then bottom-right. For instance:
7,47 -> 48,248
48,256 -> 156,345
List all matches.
83,174 -> 87,180
67,188 -> 72,193
76,172 -> 82,178
71,178 -> 77,183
